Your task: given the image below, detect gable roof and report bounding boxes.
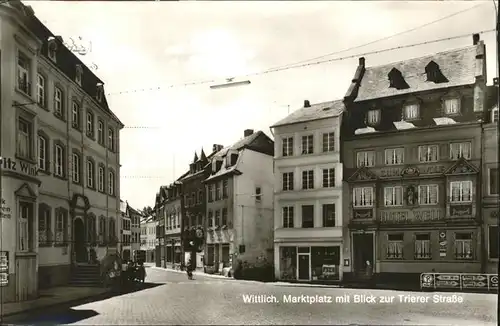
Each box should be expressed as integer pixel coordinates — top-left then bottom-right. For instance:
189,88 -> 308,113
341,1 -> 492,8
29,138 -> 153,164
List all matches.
348,44 -> 480,103
9,2 -> 123,127
270,100 -> 344,128
444,157 -> 479,175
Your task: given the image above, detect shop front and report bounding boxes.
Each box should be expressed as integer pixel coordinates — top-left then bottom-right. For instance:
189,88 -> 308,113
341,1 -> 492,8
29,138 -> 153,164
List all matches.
278,244 -> 342,283
165,237 -> 181,270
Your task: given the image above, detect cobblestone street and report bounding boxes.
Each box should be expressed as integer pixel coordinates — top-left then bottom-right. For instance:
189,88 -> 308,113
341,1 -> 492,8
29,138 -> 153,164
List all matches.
3,267 -> 497,325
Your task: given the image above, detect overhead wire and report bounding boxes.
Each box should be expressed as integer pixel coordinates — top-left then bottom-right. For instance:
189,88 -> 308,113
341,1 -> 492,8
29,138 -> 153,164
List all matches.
106,29 -> 496,96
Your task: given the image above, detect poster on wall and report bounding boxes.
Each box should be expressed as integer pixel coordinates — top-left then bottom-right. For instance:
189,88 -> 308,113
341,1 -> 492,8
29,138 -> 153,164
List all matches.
0,251 -> 8,272
438,231 -> 447,257
0,273 -> 7,287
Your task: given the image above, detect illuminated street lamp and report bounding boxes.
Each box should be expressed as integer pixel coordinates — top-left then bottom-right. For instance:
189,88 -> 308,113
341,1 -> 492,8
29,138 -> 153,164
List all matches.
210,78 -> 251,90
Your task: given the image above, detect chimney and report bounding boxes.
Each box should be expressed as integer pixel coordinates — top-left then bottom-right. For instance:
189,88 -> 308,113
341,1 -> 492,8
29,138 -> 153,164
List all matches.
472,33 -> 480,45
244,129 -> 254,137
55,35 -> 64,43
359,57 -> 365,66
304,100 -> 311,108
212,144 -> 223,152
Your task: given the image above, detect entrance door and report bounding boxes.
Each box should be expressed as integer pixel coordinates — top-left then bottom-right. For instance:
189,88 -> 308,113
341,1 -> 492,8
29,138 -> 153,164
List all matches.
297,254 -> 310,280
352,233 -> 374,279
74,218 -> 87,263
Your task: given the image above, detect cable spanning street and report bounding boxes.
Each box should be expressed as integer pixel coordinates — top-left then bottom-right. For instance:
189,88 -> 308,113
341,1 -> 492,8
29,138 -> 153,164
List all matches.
3,267 -> 496,325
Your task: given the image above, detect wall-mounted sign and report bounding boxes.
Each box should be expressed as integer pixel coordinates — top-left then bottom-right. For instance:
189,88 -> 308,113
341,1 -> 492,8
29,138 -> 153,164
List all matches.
439,231 -> 447,257
380,209 -> 442,224
0,251 -> 8,287
1,198 -> 11,219
343,259 -> 350,267
322,265 -> 337,276
380,165 -> 445,178
0,156 -> 38,177
421,273 -> 497,290
450,205 -> 473,217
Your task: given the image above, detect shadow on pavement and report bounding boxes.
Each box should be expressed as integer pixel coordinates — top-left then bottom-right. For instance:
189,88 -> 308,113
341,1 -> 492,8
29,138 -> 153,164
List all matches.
1,282 -> 163,324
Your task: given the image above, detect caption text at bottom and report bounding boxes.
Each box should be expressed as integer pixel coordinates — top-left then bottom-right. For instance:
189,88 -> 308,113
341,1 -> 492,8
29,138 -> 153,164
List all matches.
242,294 -> 464,304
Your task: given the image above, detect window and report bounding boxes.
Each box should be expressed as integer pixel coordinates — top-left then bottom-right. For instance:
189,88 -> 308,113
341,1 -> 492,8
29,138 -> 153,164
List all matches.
255,187 -> 261,201
75,65 -> 83,85
282,172 -> 294,191
97,120 -> 104,144
98,165 -> 105,192
99,216 -> 107,244
282,206 -> 294,228
322,168 -> 335,188
444,98 -> 460,115
322,204 -> 335,227
356,151 -> 375,167
450,142 -> 471,160
450,181 -> 472,203
222,180 -> 228,198
215,210 -> 220,227
282,137 -> 293,157
18,202 -> 34,252
191,192 -> 196,206
54,144 -> 64,177
302,170 -> 314,189
108,128 -> 115,151
17,118 -> 32,159
387,233 -> 404,259
198,190 -> 203,203
491,107 -> 499,123
109,218 -> 116,241
489,168 -> 499,195
366,109 -> 380,125
418,145 -> 438,163
37,74 -> 46,107
415,234 -> 431,259
488,226 -> 499,259
418,184 -> 438,205
38,135 -> 48,171
208,210 -> 213,228
221,208 -> 228,226
301,135 -> 314,155
72,153 -> 80,183
384,186 -> 403,207
38,205 -> 51,246
301,205 -> 314,228
54,87 -> 63,117
208,184 -> 213,202
215,183 -> 221,200
385,148 -> 404,165
86,111 -> 94,137
404,103 -> 419,120
87,159 -> 95,188
353,187 -> 374,207
17,51 -> 31,95
108,170 -> 115,195
322,132 -> 335,152
455,233 -> 473,259
72,102 -> 80,129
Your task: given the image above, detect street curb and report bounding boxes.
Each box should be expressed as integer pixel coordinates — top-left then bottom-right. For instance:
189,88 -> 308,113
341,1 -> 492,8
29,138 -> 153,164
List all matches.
149,266 -> 233,280
1,289 -> 111,318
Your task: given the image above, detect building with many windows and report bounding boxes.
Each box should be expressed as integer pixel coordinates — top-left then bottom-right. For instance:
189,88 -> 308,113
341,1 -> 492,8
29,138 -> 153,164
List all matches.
270,100 -> 345,282
127,203 -> 142,259
120,200 -> 131,261
341,34 -> 491,285
203,129 -> 274,274
0,2 -> 123,302
140,215 -> 157,263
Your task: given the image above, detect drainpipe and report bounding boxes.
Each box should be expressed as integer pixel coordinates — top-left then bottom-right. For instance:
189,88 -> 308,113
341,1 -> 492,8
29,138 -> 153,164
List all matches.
479,122 -> 486,274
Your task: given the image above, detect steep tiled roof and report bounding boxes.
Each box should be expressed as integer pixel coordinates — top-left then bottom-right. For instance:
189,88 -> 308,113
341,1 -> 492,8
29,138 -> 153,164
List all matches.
270,100 -> 344,128
9,2 -> 123,127
213,131 -> 263,158
352,45 -> 478,102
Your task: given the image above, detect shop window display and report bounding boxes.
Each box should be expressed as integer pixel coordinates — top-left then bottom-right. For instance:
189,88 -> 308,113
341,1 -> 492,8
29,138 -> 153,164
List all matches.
280,246 -> 297,280
311,246 -> 340,280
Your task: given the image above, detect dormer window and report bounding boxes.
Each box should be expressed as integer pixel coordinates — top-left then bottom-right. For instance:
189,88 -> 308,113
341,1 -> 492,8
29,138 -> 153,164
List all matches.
366,109 -> 381,126
491,107 -> 499,123
444,97 -> 460,115
75,64 -> 83,86
96,83 -> 103,102
388,68 -> 409,90
425,61 -> 448,84
47,38 -> 58,62
403,103 -> 420,120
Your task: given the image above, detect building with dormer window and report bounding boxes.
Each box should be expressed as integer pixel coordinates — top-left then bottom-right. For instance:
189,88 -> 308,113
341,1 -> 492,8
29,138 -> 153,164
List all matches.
203,130 -> 274,275
0,1 -> 123,302
340,33 -> 494,286
270,100 -> 345,283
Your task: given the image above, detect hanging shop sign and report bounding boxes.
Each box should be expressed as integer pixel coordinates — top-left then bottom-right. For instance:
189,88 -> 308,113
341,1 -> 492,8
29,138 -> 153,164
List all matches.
439,230 -> 447,257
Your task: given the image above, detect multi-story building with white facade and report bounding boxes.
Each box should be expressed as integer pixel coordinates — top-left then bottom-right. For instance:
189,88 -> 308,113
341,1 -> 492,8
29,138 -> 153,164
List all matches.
127,203 -> 142,258
140,215 -> 157,263
120,200 -> 131,261
203,130 -> 275,274
270,100 -> 344,283
0,1 -> 123,302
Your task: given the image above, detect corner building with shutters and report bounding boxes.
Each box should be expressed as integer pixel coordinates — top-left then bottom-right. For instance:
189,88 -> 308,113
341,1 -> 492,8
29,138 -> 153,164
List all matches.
0,2 -> 123,302
340,33 -> 496,286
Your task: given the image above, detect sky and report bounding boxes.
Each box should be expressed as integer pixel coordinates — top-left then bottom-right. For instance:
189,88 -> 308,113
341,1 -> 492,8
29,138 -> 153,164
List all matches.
26,1 -> 497,211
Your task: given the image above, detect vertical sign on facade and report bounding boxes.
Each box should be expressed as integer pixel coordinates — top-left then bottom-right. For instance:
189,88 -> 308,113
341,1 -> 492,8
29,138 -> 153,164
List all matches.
0,251 -> 9,286
439,231 -> 447,257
